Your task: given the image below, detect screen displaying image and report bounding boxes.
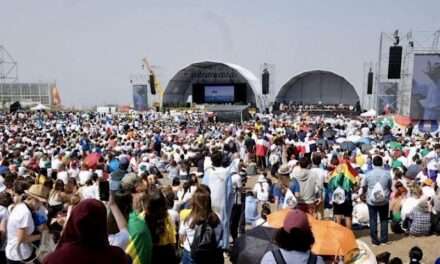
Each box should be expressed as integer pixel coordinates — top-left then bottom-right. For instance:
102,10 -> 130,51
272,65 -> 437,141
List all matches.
204,85 -> 234,103
133,84 -> 148,111
411,54 -> 440,120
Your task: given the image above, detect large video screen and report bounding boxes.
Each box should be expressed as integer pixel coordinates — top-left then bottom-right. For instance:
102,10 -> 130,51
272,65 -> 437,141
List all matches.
133,84 -> 148,111
411,54 -> 440,120
204,85 -> 234,103
377,82 -> 398,114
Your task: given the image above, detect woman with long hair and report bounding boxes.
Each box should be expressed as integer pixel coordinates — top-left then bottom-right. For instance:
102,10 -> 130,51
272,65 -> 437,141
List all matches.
144,189 -> 177,263
179,187 -> 223,264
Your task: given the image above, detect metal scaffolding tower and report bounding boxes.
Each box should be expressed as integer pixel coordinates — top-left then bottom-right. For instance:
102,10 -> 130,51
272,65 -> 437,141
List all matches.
0,45 -> 18,83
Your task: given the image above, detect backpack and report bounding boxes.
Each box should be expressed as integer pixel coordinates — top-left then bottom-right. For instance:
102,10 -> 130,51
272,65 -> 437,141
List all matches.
271,248 -> 317,264
269,153 -> 280,166
370,182 -> 386,204
332,187 -> 346,205
190,221 -> 221,263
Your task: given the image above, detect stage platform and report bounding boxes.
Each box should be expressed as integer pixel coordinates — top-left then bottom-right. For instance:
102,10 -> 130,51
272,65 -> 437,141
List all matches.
204,104 -> 250,122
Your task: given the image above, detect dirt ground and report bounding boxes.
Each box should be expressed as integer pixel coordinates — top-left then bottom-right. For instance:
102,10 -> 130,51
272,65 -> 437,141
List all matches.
357,232 -> 439,263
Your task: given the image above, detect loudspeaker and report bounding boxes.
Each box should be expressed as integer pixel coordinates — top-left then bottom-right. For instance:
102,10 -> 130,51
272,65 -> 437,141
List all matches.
262,69 -> 269,94
149,74 -> 156,95
367,71 -> 373,95
234,83 -> 247,103
192,84 -> 204,104
388,46 -> 402,79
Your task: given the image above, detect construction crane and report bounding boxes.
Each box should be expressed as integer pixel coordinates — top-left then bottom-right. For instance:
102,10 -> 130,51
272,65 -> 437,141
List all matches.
142,57 -> 164,108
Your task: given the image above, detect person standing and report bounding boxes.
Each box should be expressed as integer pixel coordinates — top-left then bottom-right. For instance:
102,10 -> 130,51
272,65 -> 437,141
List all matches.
203,150 -> 232,250
362,156 -> 392,245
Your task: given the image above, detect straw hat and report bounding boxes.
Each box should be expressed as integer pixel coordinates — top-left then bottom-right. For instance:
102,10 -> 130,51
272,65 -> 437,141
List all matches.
25,184 -> 49,202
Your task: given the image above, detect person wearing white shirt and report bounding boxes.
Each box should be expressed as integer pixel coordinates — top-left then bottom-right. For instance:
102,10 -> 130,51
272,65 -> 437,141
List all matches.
253,175 -> 270,203
425,144 -> 440,181
78,165 -> 92,186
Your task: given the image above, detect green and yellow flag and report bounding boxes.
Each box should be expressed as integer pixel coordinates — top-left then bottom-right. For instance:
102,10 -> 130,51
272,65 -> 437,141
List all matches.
328,161 -> 359,192
126,212 -> 152,264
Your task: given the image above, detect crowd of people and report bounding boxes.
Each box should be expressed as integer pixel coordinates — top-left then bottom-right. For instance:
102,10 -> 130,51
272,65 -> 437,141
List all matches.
0,110 -> 439,263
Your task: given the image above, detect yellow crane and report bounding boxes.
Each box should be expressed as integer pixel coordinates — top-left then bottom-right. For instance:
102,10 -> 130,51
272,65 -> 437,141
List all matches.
142,57 -> 164,108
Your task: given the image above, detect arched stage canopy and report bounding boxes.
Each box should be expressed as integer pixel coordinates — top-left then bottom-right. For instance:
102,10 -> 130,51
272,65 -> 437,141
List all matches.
163,61 -> 263,110
275,70 -> 359,105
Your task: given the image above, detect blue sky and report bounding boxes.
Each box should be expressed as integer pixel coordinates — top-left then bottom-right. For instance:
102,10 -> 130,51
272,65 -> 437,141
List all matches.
1,0 -> 439,107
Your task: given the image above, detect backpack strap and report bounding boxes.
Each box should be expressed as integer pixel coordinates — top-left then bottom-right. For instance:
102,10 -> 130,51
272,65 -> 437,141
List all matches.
307,252 -> 317,264
271,249 -> 287,264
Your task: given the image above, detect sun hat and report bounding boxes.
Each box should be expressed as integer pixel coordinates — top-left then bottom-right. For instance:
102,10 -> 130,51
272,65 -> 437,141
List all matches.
283,209 -> 310,233
277,164 -> 292,176
25,184 -> 49,202
423,178 -> 433,187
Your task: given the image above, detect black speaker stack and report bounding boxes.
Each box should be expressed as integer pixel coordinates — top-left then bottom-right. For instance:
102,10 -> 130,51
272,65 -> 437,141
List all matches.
149,75 -> 156,95
388,46 -> 402,79
262,68 -> 269,95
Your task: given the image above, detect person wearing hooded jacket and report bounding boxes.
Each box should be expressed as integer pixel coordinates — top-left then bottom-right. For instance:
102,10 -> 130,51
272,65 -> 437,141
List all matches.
43,199 -> 129,264
290,157 -> 321,215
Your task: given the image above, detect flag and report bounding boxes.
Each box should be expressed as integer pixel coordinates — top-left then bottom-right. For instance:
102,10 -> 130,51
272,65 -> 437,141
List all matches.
125,212 -> 152,264
328,161 -> 358,192
51,85 -> 62,106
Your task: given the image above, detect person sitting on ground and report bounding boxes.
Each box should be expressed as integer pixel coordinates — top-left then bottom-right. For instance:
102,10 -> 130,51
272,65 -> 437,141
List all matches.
389,182 -> 407,233
352,194 -> 369,229
260,209 -> 324,264
254,203 -> 271,226
407,198 -> 432,236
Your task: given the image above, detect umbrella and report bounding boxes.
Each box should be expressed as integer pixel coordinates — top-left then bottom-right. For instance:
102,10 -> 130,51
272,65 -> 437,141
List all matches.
357,137 -> 372,145
267,208 -> 290,229
308,217 -> 357,258
84,152 -> 102,169
347,135 -> 361,143
360,143 -> 373,153
393,114 -> 412,128
377,117 -> 394,128
231,226 -> 279,264
30,103 -> 49,111
267,209 -> 357,258
388,141 -> 402,150
340,141 -> 356,152
360,109 -> 377,117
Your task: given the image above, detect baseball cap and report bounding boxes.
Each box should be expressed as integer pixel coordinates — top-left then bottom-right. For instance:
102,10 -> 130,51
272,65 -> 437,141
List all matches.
283,209 -> 310,233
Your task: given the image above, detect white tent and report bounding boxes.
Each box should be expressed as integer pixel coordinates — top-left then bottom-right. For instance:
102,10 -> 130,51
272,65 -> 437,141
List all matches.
30,103 -> 49,111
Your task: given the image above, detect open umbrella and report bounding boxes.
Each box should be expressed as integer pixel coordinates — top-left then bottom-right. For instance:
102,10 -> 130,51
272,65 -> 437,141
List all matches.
308,217 -> 357,258
388,141 -> 402,150
360,143 -> 373,153
340,141 -> 356,152
267,209 -> 357,258
84,152 -> 102,169
230,226 -> 279,264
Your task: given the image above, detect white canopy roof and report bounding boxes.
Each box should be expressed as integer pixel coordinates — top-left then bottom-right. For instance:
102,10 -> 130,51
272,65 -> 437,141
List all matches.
30,103 -> 49,111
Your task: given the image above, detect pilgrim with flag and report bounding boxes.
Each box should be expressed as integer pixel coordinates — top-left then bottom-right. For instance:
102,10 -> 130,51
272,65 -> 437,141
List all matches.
327,158 -> 359,227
